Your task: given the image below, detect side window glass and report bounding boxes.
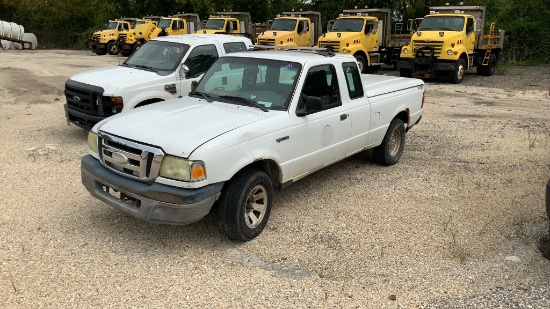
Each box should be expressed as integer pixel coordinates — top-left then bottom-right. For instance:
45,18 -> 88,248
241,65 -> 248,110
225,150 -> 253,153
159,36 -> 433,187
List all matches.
342,62 -> 364,99
223,42 -> 247,53
184,44 -> 219,78
300,64 -> 341,112
466,18 -> 474,35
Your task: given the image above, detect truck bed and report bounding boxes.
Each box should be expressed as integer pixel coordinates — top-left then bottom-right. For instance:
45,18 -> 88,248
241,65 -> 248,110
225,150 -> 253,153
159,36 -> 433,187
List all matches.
361,74 -> 423,97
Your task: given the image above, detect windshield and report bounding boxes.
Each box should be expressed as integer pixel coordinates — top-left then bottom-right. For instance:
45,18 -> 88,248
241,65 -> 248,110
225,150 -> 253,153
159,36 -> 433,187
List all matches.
418,16 -> 465,31
330,18 -> 364,32
105,22 -> 118,30
194,57 -> 302,111
135,21 -> 146,26
270,19 -> 297,31
158,19 -> 172,29
124,41 -> 190,72
205,19 -> 225,30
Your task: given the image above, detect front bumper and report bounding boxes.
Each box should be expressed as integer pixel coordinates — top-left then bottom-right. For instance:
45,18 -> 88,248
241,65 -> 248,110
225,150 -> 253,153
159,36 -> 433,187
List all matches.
397,58 -> 457,78
64,103 -> 105,130
81,155 -> 224,225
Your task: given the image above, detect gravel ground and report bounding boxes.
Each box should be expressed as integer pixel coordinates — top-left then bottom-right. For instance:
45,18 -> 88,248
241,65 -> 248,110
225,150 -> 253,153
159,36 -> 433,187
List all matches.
0,50 -> 549,307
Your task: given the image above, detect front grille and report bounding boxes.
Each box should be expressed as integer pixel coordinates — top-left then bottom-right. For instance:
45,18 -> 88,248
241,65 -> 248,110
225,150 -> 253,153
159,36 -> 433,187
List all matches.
65,83 -> 100,115
257,38 -> 275,46
318,41 -> 340,52
99,133 -> 164,181
93,33 -> 100,40
412,40 -> 443,57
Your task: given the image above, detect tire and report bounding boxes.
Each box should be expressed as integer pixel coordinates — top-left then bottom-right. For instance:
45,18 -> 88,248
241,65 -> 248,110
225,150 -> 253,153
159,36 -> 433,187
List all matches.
106,41 -> 119,55
132,41 -> 142,53
354,54 -> 367,73
372,118 -> 406,166
94,48 -> 107,55
450,58 -> 466,84
477,54 -> 496,76
217,168 -> 273,241
400,68 -> 412,78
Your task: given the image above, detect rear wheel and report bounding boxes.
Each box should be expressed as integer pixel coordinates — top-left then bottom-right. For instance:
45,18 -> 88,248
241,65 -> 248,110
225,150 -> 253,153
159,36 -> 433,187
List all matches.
450,58 -> 466,84
217,168 -> 273,241
477,54 -> 496,76
372,118 -> 406,166
354,54 -> 367,73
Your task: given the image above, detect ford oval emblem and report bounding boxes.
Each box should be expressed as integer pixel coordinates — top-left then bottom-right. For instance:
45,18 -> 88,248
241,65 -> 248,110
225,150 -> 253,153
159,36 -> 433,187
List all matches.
73,95 -> 81,102
111,152 -> 128,164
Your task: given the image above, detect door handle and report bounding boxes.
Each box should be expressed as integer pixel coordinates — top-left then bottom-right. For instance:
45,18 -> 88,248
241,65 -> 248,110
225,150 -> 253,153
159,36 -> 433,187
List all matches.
340,114 -> 348,121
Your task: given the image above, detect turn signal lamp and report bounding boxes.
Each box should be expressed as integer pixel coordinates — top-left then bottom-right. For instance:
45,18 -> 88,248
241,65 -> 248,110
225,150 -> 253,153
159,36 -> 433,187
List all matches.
191,163 -> 206,182
110,97 -> 123,104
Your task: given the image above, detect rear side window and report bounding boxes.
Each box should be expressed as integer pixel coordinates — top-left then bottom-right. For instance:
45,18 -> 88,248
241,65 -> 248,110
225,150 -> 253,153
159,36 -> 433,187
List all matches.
223,42 -> 247,54
184,44 -> 219,78
342,62 -> 364,99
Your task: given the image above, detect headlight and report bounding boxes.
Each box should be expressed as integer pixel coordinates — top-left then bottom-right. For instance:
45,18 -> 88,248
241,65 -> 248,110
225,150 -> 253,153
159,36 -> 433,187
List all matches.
159,156 -> 206,182
447,49 -> 453,55
88,131 -> 99,155
342,48 -> 347,54
403,47 -> 409,54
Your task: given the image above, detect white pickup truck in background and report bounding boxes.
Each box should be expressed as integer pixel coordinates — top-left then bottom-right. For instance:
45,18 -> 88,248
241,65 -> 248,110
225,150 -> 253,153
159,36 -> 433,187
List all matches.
81,48 -> 425,241
64,34 -> 252,129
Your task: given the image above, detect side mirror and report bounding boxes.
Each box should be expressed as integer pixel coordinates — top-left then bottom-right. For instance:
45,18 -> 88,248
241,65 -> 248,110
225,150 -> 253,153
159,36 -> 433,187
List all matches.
179,64 -> 190,79
296,95 -> 322,116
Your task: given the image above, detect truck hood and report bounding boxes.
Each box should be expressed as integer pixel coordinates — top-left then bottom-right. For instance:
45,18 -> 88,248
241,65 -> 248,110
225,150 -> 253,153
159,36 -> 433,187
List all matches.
319,32 -> 361,43
69,66 -> 160,95
96,97 -> 270,157
412,31 -> 462,43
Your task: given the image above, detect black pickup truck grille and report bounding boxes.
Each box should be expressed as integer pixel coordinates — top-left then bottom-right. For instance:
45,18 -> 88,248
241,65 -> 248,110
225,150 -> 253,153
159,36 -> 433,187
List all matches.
65,82 -> 101,114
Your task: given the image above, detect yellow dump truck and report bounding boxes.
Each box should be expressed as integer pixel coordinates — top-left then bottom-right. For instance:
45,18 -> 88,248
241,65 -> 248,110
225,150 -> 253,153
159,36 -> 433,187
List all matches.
257,11 -> 322,47
154,13 -> 201,37
119,16 -> 161,56
197,12 -> 255,40
91,18 -> 137,55
397,5 -> 504,83
317,8 -> 411,72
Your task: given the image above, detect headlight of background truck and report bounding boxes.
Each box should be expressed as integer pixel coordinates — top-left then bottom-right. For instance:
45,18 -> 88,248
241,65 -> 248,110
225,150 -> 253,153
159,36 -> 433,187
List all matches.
88,131 -> 99,155
160,156 -> 206,182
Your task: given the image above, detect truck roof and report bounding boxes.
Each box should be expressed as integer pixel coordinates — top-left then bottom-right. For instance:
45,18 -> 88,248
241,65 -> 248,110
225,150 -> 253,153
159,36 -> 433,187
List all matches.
224,49 -> 356,64
152,34 -> 252,45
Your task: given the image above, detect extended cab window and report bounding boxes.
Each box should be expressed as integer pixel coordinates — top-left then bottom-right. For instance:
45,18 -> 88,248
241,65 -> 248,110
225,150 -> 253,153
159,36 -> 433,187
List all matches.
223,42 -> 247,53
299,64 -> 341,112
342,62 -> 364,99
184,44 -> 219,78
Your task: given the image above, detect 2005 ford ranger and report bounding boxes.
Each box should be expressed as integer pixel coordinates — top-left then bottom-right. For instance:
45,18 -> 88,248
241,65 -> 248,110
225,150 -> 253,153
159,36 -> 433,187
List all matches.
81,47 -> 425,241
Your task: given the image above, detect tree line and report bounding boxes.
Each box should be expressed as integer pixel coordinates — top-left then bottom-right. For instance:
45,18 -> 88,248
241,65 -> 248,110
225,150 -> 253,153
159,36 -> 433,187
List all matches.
1,0 -> 548,63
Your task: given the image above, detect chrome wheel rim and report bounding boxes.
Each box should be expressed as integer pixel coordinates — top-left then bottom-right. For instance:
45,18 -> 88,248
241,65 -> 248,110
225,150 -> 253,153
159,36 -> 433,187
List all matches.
244,185 -> 267,229
457,63 -> 465,80
357,59 -> 364,72
389,128 -> 403,157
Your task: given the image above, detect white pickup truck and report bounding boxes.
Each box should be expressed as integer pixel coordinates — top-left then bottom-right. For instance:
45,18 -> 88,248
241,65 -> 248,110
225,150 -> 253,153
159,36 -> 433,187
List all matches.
81,48 -> 425,241
64,34 -> 252,129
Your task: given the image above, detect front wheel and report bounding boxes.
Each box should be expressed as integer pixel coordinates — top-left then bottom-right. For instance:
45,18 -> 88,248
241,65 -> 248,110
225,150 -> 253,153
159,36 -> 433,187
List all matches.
354,54 -> 367,73
217,168 -> 273,241
106,41 -> 119,55
400,68 -> 412,78
450,58 -> 466,84
372,118 -> 406,166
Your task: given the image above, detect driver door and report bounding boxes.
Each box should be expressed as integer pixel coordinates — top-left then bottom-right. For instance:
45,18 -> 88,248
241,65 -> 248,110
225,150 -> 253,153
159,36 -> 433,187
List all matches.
364,19 -> 379,52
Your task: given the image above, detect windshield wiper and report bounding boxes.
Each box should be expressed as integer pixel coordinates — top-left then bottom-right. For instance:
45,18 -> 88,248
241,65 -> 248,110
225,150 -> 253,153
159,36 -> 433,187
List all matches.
219,95 -> 269,112
189,91 -> 212,102
133,64 -> 157,72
